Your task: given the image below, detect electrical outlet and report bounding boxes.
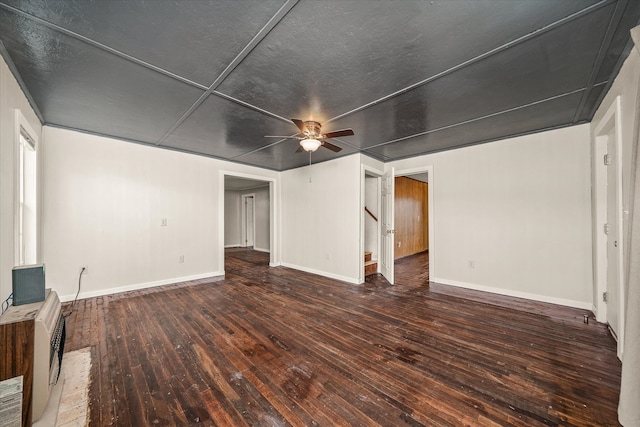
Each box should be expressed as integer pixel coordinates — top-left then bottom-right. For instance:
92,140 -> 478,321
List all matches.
161,218 -> 168,226
179,255 -> 184,263
81,265 -> 88,275
467,260 -> 475,269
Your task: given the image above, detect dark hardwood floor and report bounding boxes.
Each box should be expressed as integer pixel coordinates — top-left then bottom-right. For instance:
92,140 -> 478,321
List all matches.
392,250 -> 429,287
63,249 -> 622,426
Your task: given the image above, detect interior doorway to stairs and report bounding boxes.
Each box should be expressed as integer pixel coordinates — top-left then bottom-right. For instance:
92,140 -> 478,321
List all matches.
363,170 -> 381,281
361,165 -> 434,285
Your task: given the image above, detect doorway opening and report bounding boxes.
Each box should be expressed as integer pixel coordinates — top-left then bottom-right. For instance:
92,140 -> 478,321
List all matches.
394,169 -> 432,287
363,170 -> 381,280
362,165 -> 434,285
222,174 -> 275,272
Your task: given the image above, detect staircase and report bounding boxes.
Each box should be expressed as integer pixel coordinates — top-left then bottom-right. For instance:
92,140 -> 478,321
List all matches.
364,251 -> 378,276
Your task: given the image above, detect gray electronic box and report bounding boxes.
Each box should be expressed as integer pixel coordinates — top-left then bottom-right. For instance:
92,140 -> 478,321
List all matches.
12,264 -> 45,305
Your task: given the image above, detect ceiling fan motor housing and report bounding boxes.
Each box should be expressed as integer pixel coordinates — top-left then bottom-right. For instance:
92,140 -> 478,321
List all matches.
303,121 -> 323,138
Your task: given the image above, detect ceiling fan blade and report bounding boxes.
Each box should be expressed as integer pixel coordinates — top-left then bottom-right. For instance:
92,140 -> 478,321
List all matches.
321,141 -> 342,152
291,118 -> 306,133
264,135 -> 300,139
323,128 -> 354,139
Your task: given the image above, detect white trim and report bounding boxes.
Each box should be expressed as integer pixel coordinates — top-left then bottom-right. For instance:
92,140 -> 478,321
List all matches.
593,134 -> 609,323
14,109 -> 40,266
57,271 -> 224,302
592,95 -> 625,359
432,277 -> 593,311
15,109 -> 38,147
253,247 -> 270,253
241,193 -> 256,247
361,164 -> 384,283
220,170 -> 279,268
359,165 -> 365,283
280,262 -> 360,285
380,167 -> 395,284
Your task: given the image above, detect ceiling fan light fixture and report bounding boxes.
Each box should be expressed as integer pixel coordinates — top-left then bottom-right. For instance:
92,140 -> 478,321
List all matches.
300,138 -> 321,152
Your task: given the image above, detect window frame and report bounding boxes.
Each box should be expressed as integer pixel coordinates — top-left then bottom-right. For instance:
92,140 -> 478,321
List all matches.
14,109 -> 39,266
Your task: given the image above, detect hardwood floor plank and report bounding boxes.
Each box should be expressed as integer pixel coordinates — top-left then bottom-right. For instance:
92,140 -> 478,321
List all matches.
221,312 -> 356,425
145,293 -> 248,426
220,288 -> 504,427
62,249 -> 622,426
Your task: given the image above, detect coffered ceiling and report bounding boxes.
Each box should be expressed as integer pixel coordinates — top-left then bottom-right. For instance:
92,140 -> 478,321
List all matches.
1,1 -> 638,170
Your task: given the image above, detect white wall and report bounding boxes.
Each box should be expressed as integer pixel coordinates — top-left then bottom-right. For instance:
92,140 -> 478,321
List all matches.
42,126 -> 278,301
281,155 -> 361,283
361,153 -> 385,171
389,125 -> 593,308
224,190 -> 241,247
0,56 -> 42,304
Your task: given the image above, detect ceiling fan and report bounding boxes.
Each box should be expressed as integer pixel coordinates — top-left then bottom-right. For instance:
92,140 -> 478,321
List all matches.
265,119 -> 354,153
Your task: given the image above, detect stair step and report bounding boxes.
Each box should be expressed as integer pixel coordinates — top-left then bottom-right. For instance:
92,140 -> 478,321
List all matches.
364,251 -> 372,262
365,259 -> 377,276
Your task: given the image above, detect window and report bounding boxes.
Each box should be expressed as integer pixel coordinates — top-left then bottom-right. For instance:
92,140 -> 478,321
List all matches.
17,118 -> 37,266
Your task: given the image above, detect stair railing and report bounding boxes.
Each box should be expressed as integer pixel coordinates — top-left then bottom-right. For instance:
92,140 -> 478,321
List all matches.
364,206 -> 378,222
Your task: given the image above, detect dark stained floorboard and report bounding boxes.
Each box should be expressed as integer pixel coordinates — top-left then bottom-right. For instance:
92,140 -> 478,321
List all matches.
62,248 -> 622,426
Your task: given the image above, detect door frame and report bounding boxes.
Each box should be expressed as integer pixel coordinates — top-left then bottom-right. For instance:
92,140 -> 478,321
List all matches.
592,95 -> 625,358
220,171 -> 279,273
380,167 -> 395,284
358,164 -> 384,283
360,164 -> 383,283
360,164 -> 435,284
241,193 -> 256,248
396,165 -> 435,281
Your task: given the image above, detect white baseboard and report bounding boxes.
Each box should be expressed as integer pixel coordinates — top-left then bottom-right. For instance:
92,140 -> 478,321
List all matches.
430,277 -> 593,310
224,245 -> 269,253
58,271 -> 224,302
280,262 -> 360,285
